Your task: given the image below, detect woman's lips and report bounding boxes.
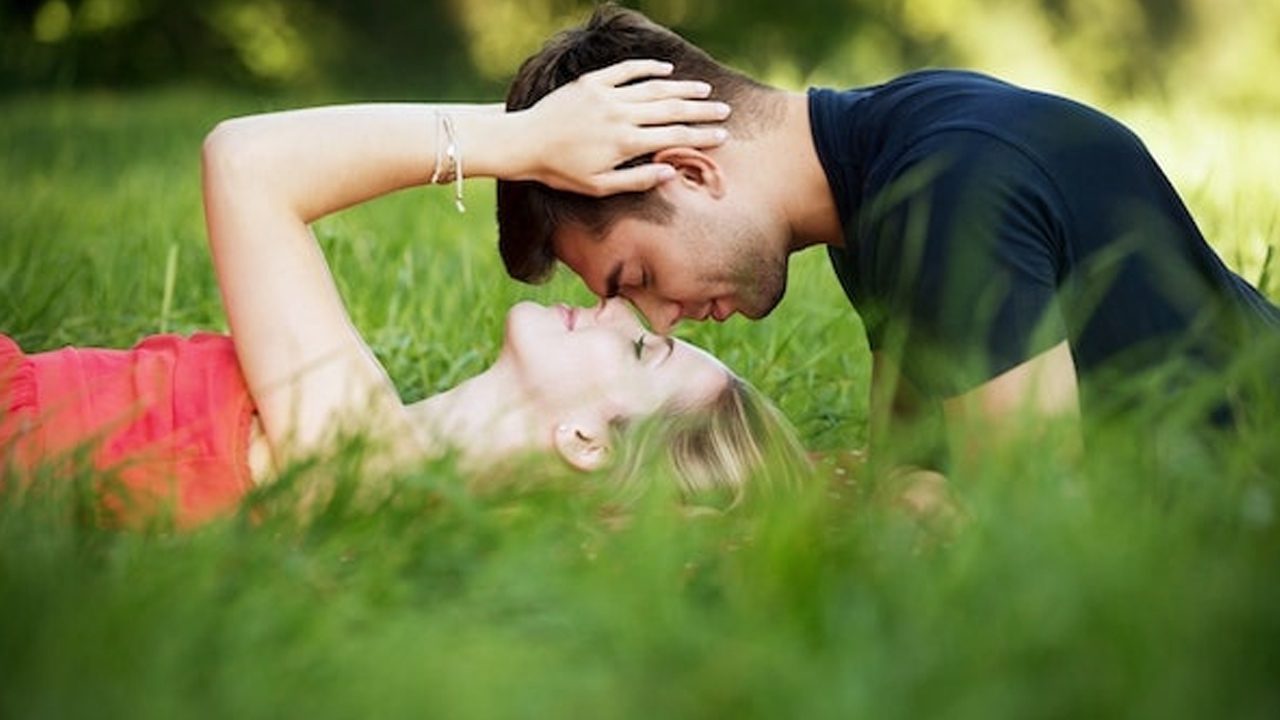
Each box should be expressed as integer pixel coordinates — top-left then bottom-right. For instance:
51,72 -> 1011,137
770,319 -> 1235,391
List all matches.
558,304 -> 576,330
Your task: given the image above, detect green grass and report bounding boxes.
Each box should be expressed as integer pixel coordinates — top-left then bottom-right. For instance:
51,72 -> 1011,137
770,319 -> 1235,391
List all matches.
1,87 -> 1278,719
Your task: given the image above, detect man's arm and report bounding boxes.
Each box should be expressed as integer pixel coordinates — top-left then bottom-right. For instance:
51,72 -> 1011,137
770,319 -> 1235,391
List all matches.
869,342 -> 1078,525
861,129 -> 1080,469
869,351 -> 958,522
940,339 -> 1081,464
868,350 -> 935,461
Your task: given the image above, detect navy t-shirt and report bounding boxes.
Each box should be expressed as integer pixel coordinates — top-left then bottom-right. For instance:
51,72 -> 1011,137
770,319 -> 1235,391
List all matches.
810,70 -> 1280,408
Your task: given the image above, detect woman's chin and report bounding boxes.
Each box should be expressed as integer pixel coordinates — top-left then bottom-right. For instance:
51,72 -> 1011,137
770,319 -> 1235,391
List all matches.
502,300 -> 555,355
504,300 -> 547,333
496,301 -> 554,393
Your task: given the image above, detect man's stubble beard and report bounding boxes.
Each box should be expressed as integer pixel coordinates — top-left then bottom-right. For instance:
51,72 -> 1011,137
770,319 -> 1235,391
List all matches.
721,224 -> 789,319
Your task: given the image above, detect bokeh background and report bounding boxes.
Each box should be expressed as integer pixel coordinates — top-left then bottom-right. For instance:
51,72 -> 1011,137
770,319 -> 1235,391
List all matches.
5,0 -> 1278,276
2,3 -> 1279,718
5,0 -> 1280,106
3,0 -> 1277,441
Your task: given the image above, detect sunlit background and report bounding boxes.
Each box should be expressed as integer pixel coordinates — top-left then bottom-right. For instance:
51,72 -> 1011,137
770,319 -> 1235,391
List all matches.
10,0 -> 1280,103
7,0 -> 1280,106
4,0 -> 1278,282
2,6 -> 1279,717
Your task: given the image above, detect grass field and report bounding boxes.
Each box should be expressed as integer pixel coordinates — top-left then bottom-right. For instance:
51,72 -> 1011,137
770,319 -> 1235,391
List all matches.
1,87 -> 1278,718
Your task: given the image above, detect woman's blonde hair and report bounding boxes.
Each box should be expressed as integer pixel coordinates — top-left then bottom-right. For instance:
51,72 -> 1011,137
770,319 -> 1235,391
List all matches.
608,376 -> 811,511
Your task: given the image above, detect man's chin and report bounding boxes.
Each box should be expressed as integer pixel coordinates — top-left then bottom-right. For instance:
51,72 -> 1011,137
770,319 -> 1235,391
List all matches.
741,287 -> 786,320
741,305 -> 775,321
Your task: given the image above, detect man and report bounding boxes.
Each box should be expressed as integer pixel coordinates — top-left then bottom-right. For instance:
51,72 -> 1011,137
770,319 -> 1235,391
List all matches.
496,5 -> 1280,466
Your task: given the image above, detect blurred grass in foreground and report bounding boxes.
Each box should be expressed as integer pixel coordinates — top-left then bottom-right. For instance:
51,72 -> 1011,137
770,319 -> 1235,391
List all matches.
0,87 -> 1277,718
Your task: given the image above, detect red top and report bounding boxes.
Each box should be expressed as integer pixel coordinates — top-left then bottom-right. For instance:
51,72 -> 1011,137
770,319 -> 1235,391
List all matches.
1,333 -> 257,526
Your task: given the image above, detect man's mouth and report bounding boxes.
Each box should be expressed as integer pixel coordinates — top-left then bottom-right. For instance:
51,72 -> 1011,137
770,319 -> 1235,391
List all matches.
711,299 -> 732,322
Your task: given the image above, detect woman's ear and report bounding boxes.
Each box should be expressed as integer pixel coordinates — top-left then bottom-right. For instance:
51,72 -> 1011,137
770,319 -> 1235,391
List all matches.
652,147 -> 726,199
553,416 -> 613,472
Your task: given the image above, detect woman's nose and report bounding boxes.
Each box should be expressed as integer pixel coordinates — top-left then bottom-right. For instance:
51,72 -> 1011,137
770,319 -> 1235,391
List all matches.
592,297 -> 635,326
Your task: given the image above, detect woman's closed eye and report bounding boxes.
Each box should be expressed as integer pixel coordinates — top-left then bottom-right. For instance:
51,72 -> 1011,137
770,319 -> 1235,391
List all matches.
632,332 -> 675,366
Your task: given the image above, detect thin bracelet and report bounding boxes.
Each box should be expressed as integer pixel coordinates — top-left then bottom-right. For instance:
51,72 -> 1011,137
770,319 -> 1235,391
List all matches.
442,113 -> 465,213
431,111 -> 466,213
429,110 -> 446,185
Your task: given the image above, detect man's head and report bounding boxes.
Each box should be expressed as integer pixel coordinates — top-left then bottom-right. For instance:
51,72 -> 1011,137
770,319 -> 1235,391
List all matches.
497,4 -> 791,332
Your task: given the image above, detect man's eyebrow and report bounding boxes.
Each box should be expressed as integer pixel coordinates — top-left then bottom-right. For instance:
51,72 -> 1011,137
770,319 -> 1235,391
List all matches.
604,263 -> 622,298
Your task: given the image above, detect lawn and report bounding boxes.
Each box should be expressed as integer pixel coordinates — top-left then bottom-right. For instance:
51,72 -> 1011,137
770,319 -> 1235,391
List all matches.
1,87 -> 1277,719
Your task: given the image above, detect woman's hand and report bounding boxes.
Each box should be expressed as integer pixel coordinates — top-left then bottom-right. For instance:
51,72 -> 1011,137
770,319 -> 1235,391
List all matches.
514,59 -> 732,196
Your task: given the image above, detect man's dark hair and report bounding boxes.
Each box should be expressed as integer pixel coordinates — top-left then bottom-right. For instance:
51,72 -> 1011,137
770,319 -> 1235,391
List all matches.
497,3 -> 769,284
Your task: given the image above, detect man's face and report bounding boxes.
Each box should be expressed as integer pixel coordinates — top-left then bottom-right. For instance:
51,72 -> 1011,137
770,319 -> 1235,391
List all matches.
553,201 -> 790,334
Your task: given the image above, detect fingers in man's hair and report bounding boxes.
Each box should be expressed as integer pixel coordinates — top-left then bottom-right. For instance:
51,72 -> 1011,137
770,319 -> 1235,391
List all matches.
631,99 -> 731,126
617,79 -> 713,102
638,125 -> 730,151
592,164 -> 677,196
588,59 -> 674,86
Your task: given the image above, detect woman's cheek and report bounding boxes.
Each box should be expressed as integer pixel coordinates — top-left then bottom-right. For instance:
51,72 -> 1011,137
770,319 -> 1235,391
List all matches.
559,337 -> 624,392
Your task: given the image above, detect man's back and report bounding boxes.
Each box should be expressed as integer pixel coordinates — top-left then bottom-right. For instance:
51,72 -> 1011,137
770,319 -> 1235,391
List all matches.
813,70 -> 1279,413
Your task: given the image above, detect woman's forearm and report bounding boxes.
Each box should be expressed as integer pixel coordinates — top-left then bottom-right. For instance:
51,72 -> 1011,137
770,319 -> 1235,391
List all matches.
204,59 -> 733,225
204,103 -> 523,223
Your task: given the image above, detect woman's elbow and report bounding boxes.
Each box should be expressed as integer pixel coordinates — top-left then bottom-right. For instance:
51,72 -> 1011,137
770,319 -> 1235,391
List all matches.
201,117 -> 261,183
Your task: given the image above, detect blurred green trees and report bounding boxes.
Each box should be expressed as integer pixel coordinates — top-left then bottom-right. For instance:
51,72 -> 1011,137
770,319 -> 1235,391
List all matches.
3,0 -> 1278,107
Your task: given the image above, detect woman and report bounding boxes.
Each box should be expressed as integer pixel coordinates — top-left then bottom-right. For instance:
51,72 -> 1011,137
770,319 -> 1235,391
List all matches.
0,60 -> 806,526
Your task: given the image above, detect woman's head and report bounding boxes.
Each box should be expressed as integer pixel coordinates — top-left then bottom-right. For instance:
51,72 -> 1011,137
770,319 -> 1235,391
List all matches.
491,298 -> 808,503
501,297 -> 731,470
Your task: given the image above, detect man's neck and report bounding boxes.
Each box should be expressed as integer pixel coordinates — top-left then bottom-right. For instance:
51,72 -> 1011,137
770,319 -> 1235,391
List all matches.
733,91 -> 844,252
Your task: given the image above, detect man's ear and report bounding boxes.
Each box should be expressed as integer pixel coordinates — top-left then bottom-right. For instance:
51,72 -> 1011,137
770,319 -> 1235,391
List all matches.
552,416 -> 614,472
653,147 -> 726,199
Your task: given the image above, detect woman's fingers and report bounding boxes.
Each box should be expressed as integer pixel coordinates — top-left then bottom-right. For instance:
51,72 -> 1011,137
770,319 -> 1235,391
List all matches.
629,124 -> 730,154
629,98 -> 731,126
522,59 -> 733,195
615,78 -> 713,102
587,164 -> 677,196
583,58 -> 674,87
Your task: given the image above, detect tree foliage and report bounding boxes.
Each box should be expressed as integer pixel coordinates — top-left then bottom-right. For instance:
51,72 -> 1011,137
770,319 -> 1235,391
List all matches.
2,0 -> 1277,109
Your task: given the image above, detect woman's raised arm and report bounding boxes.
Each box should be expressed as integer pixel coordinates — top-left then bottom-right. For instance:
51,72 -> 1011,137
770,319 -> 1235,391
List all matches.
201,59 -> 730,470
206,59 -> 731,219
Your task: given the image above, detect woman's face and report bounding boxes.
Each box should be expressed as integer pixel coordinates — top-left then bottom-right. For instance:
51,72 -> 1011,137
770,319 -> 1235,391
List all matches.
502,298 -> 731,431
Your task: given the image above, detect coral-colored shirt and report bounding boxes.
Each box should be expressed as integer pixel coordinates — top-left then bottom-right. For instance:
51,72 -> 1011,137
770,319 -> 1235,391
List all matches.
1,333 -> 256,526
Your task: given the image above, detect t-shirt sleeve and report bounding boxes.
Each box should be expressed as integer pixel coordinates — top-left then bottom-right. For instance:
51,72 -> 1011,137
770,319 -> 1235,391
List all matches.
860,129 -> 1069,397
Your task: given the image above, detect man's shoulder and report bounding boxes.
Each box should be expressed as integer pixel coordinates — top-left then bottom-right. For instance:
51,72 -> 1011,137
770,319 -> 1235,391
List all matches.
872,68 -> 1013,91
807,69 -> 1081,235
815,69 -> 1124,186
812,69 -> 1017,104
809,70 -> 1024,154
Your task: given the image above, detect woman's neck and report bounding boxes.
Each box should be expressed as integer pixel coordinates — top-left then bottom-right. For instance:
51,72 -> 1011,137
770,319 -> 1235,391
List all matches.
406,360 -> 545,468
